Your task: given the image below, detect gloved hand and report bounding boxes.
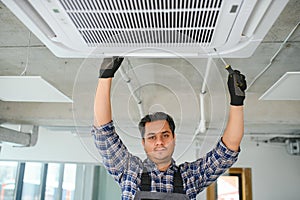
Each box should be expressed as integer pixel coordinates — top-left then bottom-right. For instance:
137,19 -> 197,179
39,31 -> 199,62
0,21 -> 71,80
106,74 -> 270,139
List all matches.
99,57 -> 124,78
227,70 -> 247,106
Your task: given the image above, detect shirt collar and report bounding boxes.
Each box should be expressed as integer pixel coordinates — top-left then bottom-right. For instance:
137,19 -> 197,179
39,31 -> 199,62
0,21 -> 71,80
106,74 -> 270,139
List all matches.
143,158 -> 178,173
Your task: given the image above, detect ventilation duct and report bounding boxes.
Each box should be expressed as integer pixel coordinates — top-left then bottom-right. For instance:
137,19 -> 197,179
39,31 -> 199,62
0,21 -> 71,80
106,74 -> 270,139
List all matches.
3,0 -> 288,58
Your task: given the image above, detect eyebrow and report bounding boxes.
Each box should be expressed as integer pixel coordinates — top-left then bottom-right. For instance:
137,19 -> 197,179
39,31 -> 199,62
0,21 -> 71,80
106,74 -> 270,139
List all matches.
145,130 -> 170,136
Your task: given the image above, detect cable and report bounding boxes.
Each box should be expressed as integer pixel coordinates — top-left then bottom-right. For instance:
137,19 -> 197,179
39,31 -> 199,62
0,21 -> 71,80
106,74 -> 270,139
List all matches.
20,31 -> 32,76
247,21 -> 300,90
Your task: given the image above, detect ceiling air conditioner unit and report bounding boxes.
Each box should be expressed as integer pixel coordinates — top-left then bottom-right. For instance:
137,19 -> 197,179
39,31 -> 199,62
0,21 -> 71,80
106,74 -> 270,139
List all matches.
3,0 -> 288,58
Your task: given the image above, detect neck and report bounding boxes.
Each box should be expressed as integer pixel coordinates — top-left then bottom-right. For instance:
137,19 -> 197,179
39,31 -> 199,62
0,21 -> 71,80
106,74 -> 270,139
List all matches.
156,161 -> 171,171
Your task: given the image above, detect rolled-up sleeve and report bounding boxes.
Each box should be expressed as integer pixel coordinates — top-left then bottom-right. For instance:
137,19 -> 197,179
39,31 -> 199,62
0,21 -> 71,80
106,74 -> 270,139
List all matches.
215,138 -> 240,162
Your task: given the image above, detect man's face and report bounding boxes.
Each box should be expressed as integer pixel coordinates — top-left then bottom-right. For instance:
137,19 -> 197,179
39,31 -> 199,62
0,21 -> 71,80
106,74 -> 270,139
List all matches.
142,120 -> 176,166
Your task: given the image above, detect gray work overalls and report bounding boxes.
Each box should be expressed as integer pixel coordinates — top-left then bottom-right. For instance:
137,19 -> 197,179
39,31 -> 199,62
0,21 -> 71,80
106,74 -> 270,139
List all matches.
134,168 -> 190,200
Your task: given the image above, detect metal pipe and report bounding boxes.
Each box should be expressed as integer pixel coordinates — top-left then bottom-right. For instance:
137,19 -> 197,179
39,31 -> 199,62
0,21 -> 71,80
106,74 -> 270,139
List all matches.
119,60 -> 145,118
177,56 -> 213,160
195,57 -> 212,134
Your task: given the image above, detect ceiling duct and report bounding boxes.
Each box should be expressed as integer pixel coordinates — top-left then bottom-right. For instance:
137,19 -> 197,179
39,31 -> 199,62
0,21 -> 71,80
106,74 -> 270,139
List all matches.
3,0 -> 288,58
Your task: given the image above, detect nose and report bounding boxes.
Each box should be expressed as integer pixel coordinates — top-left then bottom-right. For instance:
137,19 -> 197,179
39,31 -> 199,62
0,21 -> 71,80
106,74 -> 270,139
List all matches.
155,135 -> 164,146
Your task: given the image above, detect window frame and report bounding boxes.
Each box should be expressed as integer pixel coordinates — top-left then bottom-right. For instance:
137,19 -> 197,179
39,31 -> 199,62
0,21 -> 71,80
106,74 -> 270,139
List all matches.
206,168 -> 252,200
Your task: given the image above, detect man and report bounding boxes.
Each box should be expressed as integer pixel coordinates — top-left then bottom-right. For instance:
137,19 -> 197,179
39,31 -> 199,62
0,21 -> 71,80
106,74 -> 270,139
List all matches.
92,57 -> 247,199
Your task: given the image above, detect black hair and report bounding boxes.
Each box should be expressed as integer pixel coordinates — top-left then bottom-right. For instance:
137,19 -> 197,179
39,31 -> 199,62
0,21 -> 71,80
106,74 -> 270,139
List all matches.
138,112 -> 175,138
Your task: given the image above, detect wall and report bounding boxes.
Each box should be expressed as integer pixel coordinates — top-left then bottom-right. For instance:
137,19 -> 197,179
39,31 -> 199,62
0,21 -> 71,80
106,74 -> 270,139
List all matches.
0,126 -> 99,164
235,137 -> 300,200
1,127 -> 300,200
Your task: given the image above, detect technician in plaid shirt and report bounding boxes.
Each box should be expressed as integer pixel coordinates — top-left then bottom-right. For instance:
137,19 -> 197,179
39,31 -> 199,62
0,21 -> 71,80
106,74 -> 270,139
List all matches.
92,57 -> 247,199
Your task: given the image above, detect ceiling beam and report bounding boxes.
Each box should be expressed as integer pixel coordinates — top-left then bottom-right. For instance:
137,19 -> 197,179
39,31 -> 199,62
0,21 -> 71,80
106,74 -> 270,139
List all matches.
0,125 -> 38,146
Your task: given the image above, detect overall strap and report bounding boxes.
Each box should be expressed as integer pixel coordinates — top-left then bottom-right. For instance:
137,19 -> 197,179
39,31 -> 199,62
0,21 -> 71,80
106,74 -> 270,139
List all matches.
140,167 -> 151,191
140,167 -> 184,194
173,169 -> 184,194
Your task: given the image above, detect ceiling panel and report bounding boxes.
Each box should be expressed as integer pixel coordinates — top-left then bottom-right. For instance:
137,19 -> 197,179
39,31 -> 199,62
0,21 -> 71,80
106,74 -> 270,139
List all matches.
0,76 -> 72,102
260,72 -> 300,100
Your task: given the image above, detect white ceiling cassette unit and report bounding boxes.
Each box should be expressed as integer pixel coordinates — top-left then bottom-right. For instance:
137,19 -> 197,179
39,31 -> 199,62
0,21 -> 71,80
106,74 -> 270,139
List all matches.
3,0 -> 288,58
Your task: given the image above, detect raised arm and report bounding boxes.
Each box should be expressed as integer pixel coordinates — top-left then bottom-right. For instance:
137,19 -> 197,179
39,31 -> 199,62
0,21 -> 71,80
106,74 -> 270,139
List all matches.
222,70 -> 247,151
94,78 -> 113,126
94,57 -> 124,126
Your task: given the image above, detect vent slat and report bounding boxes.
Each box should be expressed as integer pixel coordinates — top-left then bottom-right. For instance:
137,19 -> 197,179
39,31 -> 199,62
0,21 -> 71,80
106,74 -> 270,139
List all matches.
59,0 -> 223,46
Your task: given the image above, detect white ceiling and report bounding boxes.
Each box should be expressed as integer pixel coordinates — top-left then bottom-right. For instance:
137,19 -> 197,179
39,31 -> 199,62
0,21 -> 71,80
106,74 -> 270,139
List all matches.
0,0 -> 300,151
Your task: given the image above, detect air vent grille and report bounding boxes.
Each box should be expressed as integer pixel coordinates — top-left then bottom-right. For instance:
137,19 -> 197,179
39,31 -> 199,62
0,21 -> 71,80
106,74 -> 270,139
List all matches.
59,0 -> 223,47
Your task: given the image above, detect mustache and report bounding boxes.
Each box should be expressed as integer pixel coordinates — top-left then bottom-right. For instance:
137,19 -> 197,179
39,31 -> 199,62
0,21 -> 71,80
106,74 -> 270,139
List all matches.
154,146 -> 167,151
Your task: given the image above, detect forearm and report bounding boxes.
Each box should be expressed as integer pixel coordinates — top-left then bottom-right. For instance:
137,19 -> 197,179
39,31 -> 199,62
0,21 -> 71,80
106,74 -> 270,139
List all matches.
222,106 -> 244,151
94,78 -> 113,126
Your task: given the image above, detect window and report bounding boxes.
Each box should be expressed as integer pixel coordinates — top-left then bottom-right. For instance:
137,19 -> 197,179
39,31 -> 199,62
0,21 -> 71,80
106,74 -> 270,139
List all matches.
0,161 -> 81,200
207,168 -> 252,200
216,174 -> 241,200
62,164 -> 76,200
0,161 -> 18,200
45,163 -> 60,200
22,162 -> 42,200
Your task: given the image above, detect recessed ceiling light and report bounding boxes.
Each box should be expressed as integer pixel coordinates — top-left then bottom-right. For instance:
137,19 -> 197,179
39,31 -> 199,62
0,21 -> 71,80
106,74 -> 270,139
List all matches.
0,76 -> 72,102
259,72 -> 300,100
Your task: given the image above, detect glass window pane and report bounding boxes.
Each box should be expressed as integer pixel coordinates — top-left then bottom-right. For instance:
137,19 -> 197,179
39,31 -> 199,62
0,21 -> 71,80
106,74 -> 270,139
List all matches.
22,162 -> 42,200
0,161 -> 18,200
62,164 -> 76,200
45,163 -> 61,200
217,176 -> 240,200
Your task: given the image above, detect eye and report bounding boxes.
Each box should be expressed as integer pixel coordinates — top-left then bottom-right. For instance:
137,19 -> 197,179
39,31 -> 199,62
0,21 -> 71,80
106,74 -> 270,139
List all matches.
163,133 -> 170,138
147,136 -> 156,140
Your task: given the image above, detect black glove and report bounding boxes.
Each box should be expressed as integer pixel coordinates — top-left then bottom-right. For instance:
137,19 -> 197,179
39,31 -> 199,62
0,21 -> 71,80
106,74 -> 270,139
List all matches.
99,57 -> 124,78
227,70 -> 247,106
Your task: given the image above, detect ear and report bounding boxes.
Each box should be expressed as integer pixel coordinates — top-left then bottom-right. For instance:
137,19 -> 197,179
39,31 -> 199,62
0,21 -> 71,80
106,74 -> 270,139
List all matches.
142,138 -> 145,147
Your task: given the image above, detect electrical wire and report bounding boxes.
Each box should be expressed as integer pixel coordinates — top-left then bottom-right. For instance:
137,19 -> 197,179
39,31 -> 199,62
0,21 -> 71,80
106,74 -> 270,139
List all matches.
247,21 -> 300,90
20,31 -> 32,76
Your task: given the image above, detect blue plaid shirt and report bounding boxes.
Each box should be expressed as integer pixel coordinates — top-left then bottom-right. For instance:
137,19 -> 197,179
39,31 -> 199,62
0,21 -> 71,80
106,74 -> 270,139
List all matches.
92,121 -> 239,200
